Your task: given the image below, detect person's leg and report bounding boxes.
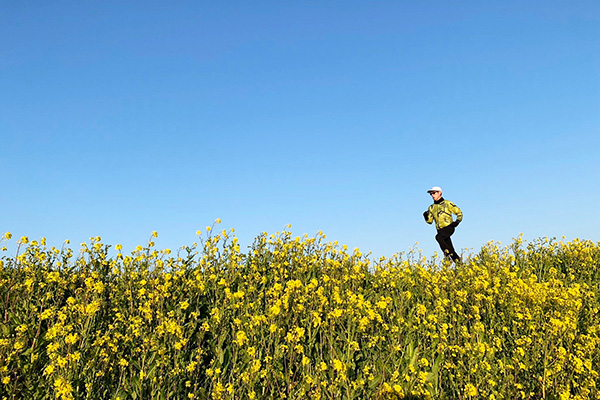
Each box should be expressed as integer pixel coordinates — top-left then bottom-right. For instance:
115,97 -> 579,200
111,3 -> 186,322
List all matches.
435,226 -> 460,262
435,227 -> 451,257
444,236 -> 461,262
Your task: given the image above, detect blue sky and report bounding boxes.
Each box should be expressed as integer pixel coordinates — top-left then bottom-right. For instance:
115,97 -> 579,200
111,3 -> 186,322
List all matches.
1,1 -> 598,259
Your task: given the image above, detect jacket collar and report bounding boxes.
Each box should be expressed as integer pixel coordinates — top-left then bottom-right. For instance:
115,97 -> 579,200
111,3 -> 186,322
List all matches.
434,197 -> 445,205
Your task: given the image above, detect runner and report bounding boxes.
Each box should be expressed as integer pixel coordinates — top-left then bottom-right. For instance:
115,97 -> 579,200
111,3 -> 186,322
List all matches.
423,186 -> 462,263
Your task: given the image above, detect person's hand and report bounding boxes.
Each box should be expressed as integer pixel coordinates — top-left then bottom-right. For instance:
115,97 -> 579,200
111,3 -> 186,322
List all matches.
423,211 -> 429,221
450,220 -> 460,228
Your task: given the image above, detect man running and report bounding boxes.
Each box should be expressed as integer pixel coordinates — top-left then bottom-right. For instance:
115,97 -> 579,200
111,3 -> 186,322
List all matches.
423,186 -> 462,263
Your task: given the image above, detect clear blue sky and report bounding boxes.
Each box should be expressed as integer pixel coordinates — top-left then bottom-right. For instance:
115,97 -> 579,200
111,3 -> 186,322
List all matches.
1,1 -> 598,259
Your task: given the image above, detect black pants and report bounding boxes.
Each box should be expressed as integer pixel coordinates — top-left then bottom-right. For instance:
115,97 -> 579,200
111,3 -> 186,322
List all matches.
435,225 -> 461,262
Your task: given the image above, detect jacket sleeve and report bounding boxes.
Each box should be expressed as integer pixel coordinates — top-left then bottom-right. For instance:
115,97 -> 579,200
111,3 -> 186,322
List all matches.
425,206 -> 434,224
449,202 -> 463,222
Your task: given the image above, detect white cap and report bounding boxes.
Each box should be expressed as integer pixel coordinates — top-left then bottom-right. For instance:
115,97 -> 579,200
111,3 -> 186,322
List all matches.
426,186 -> 442,193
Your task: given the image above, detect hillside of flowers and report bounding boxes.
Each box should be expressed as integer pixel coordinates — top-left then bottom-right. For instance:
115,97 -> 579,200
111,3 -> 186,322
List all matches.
1,225 -> 599,400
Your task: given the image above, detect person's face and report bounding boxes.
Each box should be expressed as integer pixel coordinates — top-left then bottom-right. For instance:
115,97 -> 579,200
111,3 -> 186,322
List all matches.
429,191 -> 442,201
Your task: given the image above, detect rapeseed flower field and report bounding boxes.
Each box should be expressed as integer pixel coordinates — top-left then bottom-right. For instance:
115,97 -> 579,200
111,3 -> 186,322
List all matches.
0,224 -> 598,399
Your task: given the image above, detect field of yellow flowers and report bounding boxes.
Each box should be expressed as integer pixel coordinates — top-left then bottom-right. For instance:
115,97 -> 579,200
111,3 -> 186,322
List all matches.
1,225 -> 599,400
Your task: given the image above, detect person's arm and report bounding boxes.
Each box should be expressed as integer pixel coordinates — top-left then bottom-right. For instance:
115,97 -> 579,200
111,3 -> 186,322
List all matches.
449,202 -> 463,226
423,207 -> 434,224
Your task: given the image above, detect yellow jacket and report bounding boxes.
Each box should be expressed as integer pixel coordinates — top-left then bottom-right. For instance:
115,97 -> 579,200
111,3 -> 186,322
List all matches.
424,198 -> 463,230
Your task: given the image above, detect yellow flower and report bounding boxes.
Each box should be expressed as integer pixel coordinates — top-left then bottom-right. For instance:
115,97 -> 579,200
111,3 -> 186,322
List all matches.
235,330 -> 248,346
269,304 -> 281,316
187,361 -> 197,372
53,377 -> 73,400
332,359 -> 346,373
86,301 -> 101,315
65,333 -> 78,345
465,383 -> 478,396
